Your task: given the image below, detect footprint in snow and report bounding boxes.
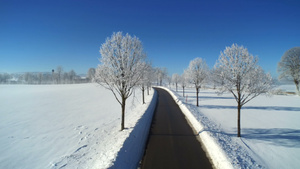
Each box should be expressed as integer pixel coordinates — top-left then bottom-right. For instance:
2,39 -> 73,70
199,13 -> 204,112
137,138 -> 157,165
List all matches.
74,145 -> 88,153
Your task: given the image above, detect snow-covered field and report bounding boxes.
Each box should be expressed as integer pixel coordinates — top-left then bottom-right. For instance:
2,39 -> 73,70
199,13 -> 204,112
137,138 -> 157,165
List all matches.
167,85 -> 300,169
0,84 -> 156,169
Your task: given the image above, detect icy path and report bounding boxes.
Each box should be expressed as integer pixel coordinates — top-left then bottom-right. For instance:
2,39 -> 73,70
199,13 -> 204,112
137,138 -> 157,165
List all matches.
141,88 -> 212,169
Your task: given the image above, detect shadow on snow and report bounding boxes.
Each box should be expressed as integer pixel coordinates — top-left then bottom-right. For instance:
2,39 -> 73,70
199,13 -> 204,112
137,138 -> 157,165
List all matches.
199,105 -> 300,112
242,128 -> 300,148
199,96 -> 234,100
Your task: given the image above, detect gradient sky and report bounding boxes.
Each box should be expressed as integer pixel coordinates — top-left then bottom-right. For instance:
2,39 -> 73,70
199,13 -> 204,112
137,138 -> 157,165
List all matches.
1,0 -> 299,76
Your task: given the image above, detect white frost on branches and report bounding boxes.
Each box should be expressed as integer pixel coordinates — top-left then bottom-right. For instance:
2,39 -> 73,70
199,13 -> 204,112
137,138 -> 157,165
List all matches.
95,32 -> 147,130
172,73 -> 180,92
186,58 -> 209,89
214,44 -> 273,106
278,47 -> 300,95
180,70 -> 188,97
155,67 -> 168,86
138,61 -> 152,104
213,44 -> 273,137
186,57 -> 209,106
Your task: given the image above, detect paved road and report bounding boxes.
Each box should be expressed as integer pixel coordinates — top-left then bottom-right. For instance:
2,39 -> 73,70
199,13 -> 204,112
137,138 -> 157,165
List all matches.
140,88 -> 213,169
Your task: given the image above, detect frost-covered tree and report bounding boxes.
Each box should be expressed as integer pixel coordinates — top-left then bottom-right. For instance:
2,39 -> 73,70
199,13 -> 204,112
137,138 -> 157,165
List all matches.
139,61 -> 152,104
172,73 -> 180,92
214,44 -> 273,137
24,72 -> 34,84
155,67 -> 167,86
278,47 -> 300,95
62,72 -> 69,84
95,32 -> 147,131
38,73 -> 43,84
69,70 -> 76,84
166,75 -> 172,87
0,73 -> 10,83
146,67 -> 156,95
56,66 -> 63,84
181,71 -> 188,97
87,68 -> 96,82
186,57 -> 209,107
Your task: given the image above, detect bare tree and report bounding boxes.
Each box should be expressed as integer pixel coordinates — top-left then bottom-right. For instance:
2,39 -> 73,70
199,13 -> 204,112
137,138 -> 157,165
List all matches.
186,57 -> 209,107
278,47 -> 300,95
214,44 -> 273,137
172,73 -> 180,92
95,32 -> 147,131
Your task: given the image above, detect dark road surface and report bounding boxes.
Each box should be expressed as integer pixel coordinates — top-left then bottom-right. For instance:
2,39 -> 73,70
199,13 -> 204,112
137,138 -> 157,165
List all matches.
140,88 -> 213,169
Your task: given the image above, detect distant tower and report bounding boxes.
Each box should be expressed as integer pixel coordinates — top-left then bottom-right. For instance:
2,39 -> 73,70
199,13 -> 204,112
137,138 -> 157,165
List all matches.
52,69 -> 55,84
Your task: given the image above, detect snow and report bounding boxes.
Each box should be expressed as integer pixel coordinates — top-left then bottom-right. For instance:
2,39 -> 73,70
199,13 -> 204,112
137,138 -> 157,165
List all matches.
0,84 -> 156,169
2,83 -> 298,169
163,85 -> 300,169
275,84 -> 298,94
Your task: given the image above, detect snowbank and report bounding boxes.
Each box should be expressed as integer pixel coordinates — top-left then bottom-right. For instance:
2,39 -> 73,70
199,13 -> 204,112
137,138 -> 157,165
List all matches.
109,90 -> 157,168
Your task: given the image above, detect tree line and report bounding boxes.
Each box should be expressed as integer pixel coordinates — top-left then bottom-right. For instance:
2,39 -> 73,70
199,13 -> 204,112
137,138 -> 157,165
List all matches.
95,32 -> 299,134
170,44 -> 299,137
170,44 -> 273,137
0,67 -> 97,84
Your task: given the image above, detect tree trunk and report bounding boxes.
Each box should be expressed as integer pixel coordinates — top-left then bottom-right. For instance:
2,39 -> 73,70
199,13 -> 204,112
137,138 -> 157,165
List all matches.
121,96 -> 126,131
176,83 -> 178,92
183,86 -> 185,97
237,80 -> 242,137
142,86 -> 145,104
237,103 -> 241,137
147,87 -> 149,95
294,79 -> 300,96
196,87 -> 199,107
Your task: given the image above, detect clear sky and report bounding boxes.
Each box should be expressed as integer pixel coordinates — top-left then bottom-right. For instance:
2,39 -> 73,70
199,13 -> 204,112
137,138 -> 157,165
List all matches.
1,0 -> 299,76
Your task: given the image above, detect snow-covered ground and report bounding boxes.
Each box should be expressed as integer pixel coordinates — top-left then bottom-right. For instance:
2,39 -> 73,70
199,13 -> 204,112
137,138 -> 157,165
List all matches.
0,84 -> 156,169
274,83 -> 299,95
166,85 -> 300,169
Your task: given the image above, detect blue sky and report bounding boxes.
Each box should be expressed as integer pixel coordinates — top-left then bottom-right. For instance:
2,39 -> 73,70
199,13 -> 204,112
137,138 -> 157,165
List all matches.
1,0 -> 299,77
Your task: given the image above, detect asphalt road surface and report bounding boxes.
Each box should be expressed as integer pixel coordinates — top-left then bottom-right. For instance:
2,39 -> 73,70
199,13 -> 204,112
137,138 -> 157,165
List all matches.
140,88 -> 213,169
